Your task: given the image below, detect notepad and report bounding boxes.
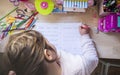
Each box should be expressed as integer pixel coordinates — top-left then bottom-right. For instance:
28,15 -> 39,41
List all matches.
33,22 -> 83,55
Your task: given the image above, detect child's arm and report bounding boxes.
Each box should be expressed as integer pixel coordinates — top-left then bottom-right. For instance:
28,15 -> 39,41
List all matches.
80,25 -> 98,73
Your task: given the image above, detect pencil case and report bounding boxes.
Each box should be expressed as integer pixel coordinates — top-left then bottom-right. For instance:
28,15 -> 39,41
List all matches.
98,13 -> 120,32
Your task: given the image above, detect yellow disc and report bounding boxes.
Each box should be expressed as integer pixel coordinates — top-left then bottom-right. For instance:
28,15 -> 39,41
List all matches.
35,0 -> 54,15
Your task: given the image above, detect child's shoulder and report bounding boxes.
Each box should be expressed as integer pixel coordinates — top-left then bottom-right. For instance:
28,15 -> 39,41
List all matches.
58,50 -> 83,75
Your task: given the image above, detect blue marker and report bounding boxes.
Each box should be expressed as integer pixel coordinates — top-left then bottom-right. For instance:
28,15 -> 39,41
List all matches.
80,0 -> 82,8
85,0 -> 88,8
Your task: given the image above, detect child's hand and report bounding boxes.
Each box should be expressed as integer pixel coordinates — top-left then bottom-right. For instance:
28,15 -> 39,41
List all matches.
79,24 -> 90,35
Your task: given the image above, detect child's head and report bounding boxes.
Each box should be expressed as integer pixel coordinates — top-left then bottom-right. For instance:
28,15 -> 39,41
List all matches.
3,30 -> 60,75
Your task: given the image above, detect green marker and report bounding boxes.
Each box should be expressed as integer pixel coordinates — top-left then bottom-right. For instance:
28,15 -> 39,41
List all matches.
16,18 -> 28,28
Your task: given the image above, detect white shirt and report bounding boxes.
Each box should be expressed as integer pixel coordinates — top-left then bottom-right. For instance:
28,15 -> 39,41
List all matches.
57,34 -> 98,75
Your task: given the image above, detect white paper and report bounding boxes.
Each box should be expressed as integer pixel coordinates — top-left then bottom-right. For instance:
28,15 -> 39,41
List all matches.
33,22 -> 82,54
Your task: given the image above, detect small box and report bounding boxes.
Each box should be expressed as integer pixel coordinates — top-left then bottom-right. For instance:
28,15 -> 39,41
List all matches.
98,13 -> 120,32
99,0 -> 120,16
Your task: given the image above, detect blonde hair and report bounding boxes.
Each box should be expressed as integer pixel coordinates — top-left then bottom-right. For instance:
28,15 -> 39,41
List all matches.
3,30 -> 56,75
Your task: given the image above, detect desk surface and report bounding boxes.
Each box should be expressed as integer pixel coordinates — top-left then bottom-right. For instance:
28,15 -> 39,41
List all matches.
0,0 -> 120,59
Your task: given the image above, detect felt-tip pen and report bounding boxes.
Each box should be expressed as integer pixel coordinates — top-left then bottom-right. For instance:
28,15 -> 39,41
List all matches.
81,26 -> 89,29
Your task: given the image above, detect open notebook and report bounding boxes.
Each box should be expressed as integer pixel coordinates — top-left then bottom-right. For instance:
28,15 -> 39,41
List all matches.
33,22 -> 83,55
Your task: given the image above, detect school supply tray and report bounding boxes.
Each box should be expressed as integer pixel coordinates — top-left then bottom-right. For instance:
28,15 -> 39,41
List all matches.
99,0 -> 120,16
52,0 -> 95,13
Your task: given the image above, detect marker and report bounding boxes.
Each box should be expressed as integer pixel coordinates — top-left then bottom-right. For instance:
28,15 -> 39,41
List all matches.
15,17 -> 25,20
2,28 -> 25,32
81,0 -> 82,8
85,0 -> 88,8
28,18 -> 37,29
30,25 -> 35,30
16,12 -> 38,28
2,23 -> 12,39
110,0 -> 115,5
4,24 -> 12,37
25,16 -> 34,28
80,0 -> 82,8
16,18 -> 28,28
81,25 -> 89,29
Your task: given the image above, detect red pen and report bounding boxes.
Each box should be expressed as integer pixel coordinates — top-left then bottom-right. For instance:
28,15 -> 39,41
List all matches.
81,25 -> 89,29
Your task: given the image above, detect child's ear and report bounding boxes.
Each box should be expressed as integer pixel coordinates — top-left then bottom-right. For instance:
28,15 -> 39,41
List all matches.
44,49 -> 56,61
8,70 -> 16,75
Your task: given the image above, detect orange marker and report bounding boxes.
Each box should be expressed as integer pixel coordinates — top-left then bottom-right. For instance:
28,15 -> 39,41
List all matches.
25,16 -> 34,28
25,12 -> 38,28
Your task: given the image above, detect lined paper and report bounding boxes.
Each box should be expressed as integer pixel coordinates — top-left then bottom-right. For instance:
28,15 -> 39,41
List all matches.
33,22 -> 83,55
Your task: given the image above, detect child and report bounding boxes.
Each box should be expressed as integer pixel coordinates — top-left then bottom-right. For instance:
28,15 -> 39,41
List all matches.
3,25 -> 98,75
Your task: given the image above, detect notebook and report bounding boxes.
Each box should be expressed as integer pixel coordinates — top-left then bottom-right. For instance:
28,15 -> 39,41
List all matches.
33,22 -> 83,55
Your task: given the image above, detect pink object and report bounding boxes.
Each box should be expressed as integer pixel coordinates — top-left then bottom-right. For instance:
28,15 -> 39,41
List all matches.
56,0 -> 63,4
98,13 -> 120,32
24,2 -> 35,10
20,0 -> 28,2
41,2 -> 48,9
88,0 -> 94,6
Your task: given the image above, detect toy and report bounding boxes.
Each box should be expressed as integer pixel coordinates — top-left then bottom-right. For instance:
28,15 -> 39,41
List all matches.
9,0 -> 28,6
98,13 -> 120,32
35,0 -> 54,15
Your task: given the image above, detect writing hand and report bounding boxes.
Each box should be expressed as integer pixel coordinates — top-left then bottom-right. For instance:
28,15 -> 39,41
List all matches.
79,24 -> 90,35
